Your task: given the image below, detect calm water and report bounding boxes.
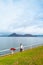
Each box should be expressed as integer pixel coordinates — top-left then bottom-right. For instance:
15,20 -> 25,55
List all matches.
0,37 -> 43,55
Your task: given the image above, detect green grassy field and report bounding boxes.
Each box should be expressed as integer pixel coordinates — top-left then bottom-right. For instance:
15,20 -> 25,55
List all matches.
0,46 -> 43,65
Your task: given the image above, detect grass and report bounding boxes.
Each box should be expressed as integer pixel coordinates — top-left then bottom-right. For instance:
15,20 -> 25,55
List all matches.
0,46 -> 43,65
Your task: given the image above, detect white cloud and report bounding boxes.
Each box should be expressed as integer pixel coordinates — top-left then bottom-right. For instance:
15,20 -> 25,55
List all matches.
0,0 -> 24,31
0,0 -> 43,34
9,25 -> 43,34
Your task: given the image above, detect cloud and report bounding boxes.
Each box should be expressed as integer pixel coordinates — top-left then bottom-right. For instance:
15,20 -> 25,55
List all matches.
0,0 -> 24,31
24,25 -> 43,34
0,0 -> 43,34
9,25 -> 43,34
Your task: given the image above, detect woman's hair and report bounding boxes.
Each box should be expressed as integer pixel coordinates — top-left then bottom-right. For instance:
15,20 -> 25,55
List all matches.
20,43 -> 22,46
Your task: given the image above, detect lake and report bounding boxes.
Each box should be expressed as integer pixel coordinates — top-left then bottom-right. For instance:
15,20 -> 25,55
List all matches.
0,37 -> 43,55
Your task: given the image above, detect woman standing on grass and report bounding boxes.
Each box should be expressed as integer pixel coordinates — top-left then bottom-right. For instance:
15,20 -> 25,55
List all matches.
20,43 -> 24,52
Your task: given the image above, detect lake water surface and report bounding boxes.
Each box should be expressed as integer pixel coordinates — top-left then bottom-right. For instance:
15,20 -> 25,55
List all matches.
0,37 -> 43,55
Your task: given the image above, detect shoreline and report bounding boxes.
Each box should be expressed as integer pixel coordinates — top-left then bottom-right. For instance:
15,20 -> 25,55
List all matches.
0,44 -> 43,56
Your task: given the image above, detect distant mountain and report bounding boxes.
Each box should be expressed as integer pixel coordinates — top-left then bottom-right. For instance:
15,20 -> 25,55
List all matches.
0,33 -> 43,37
8,33 -> 43,37
0,35 -> 8,37
8,33 -> 33,37
0,32 -> 10,37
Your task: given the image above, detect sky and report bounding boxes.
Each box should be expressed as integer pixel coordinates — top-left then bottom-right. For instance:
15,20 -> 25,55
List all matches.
0,0 -> 43,34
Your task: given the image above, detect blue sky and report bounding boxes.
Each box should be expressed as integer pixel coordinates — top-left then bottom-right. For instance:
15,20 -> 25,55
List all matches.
0,0 -> 43,34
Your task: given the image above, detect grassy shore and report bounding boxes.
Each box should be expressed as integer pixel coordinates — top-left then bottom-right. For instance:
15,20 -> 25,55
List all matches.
0,46 -> 43,65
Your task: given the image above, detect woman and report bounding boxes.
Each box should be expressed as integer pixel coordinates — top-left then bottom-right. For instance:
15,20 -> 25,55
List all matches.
20,43 -> 24,52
